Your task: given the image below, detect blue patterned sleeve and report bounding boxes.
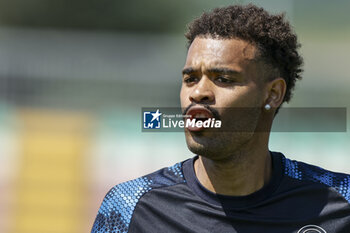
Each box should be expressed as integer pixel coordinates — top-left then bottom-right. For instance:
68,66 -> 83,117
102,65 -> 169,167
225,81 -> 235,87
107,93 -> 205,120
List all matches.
283,156 -> 350,204
91,176 -> 153,233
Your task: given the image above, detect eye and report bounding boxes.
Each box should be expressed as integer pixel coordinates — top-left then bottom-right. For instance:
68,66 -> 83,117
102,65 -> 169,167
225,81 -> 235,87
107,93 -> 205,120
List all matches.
216,76 -> 233,83
184,76 -> 199,84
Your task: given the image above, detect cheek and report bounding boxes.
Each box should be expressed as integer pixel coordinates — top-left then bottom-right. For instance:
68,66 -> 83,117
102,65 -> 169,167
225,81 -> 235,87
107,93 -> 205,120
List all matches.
180,85 -> 189,107
216,86 -> 260,108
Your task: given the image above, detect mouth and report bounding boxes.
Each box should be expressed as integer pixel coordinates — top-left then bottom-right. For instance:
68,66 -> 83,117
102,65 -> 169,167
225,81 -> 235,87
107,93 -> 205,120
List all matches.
185,107 -> 215,132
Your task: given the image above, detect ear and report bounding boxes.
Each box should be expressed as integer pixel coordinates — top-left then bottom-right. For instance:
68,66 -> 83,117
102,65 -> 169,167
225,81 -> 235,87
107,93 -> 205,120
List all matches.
263,78 -> 286,109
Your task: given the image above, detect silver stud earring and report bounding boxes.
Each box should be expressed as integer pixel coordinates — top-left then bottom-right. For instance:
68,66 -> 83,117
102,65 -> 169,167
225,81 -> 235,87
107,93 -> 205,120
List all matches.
264,104 -> 271,111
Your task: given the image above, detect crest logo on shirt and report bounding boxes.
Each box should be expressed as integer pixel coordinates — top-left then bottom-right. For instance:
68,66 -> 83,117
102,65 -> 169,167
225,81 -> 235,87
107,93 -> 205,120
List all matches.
143,109 -> 162,129
297,225 -> 327,233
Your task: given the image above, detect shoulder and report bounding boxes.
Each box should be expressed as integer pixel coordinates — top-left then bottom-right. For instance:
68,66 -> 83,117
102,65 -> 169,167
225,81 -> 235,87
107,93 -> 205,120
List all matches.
281,154 -> 350,203
100,160 -> 186,214
91,159 -> 188,233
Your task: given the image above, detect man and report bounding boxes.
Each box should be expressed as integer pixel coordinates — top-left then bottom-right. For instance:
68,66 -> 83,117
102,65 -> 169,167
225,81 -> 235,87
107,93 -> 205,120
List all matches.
92,4 -> 350,233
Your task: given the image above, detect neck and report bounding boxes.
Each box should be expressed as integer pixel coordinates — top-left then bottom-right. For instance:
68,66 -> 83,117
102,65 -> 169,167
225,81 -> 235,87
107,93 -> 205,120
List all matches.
194,144 -> 272,196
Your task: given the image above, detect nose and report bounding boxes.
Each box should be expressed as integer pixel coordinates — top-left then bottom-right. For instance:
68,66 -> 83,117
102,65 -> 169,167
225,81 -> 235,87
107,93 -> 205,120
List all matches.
189,77 -> 215,104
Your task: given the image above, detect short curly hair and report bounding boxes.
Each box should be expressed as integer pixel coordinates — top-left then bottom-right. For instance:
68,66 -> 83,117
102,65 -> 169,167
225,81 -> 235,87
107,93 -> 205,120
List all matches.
185,4 -> 303,103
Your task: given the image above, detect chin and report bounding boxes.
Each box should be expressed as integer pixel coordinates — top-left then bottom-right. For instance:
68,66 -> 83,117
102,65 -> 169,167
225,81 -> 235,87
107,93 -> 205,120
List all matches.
184,131 -> 227,160
185,131 -> 213,155
184,130 -> 255,160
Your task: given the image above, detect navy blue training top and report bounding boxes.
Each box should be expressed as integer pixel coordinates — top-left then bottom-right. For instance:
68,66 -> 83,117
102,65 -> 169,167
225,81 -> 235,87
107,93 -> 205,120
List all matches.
92,152 -> 350,233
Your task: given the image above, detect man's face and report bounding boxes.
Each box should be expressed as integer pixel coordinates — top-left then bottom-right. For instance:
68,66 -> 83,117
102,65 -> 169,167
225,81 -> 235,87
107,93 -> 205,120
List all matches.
180,37 -> 267,160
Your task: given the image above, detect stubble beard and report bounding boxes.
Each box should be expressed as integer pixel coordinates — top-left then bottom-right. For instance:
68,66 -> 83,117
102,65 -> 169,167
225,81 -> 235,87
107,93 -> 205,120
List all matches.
184,107 -> 262,162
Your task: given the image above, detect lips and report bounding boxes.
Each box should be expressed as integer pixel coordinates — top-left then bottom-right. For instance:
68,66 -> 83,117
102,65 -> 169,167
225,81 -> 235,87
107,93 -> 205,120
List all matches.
185,107 -> 215,132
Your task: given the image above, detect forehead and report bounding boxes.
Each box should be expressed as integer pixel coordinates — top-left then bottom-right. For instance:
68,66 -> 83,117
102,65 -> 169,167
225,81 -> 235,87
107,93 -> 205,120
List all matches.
185,37 -> 257,70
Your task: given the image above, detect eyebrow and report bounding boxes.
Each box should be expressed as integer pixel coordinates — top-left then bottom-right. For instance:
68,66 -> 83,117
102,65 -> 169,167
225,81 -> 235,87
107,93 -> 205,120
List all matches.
182,67 -> 196,75
182,67 -> 241,75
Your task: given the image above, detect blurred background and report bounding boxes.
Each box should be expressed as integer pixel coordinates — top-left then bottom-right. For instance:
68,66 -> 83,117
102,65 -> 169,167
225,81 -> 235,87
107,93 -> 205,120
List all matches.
0,0 -> 349,232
